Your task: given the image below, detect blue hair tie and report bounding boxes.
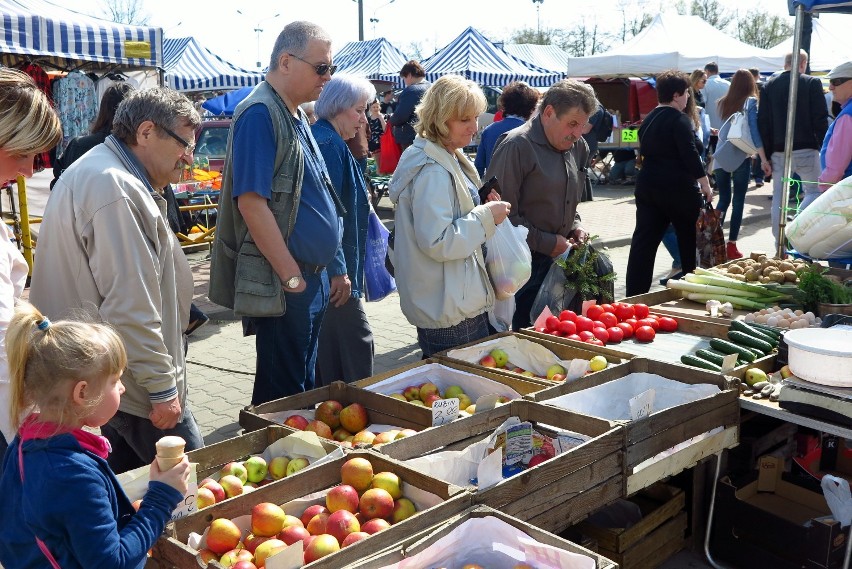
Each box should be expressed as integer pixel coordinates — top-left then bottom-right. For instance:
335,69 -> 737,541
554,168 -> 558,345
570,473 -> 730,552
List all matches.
37,317 -> 50,331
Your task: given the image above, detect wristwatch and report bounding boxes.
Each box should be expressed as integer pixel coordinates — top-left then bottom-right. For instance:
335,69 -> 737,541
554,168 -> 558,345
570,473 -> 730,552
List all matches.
284,275 -> 302,290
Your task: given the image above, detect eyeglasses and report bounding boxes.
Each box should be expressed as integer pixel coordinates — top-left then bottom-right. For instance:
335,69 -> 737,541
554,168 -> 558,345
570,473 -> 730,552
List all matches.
288,53 -> 337,76
830,77 -> 851,87
158,124 -> 195,155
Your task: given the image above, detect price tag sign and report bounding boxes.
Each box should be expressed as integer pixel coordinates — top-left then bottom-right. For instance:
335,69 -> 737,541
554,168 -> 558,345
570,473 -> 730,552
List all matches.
721,353 -> 739,373
431,397 -> 459,426
266,540 -> 303,569
621,128 -> 639,143
629,389 -> 655,421
475,393 -> 500,414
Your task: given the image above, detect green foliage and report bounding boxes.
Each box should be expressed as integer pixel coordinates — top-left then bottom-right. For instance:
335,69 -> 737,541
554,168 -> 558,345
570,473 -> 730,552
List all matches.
797,265 -> 852,312
554,236 -> 616,302
737,10 -> 794,50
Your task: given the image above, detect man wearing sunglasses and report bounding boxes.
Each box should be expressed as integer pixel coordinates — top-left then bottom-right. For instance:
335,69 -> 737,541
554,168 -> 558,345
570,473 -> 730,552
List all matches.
210,21 -> 346,405
818,61 -> 852,192
757,49 -> 829,246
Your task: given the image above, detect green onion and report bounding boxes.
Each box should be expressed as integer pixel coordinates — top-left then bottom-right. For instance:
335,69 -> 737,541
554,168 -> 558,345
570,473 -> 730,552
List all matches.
666,280 -> 766,298
685,293 -> 769,310
685,272 -> 791,299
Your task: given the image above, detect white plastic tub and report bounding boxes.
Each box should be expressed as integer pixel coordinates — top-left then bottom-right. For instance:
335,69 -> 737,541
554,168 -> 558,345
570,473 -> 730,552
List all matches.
783,326 -> 852,387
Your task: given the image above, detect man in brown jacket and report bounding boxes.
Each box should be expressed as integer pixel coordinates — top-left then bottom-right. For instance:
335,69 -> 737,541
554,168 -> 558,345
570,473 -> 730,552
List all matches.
486,79 -> 598,330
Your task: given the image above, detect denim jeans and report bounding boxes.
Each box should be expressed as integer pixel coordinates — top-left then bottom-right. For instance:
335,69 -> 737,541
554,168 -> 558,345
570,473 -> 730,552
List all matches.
771,150 -> 821,245
715,158 -> 751,241
661,224 -> 681,268
252,270 -> 329,405
752,155 -> 763,183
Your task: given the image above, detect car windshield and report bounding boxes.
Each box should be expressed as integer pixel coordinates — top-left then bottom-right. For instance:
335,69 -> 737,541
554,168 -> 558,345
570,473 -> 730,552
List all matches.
195,127 -> 229,158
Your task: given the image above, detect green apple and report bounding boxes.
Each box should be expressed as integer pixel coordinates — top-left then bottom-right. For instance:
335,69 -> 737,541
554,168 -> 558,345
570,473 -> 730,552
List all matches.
244,456 -> 268,483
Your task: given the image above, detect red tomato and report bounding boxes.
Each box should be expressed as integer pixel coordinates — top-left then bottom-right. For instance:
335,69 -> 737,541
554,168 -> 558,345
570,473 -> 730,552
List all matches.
559,310 -> 577,322
586,305 -> 605,321
578,330 -> 595,342
536,326 -> 548,333
606,326 -> 624,343
617,322 -> 634,338
615,304 -> 635,322
658,317 -> 679,332
635,325 -> 656,342
575,316 -> 594,332
592,321 -> 606,330
553,330 -> 565,336
600,303 -> 615,313
625,318 -> 639,329
548,330 -> 560,336
558,320 -> 577,335
638,318 -> 659,331
633,304 -> 650,319
586,338 -> 605,346
545,316 -> 561,332
599,312 -> 618,329
592,327 -> 610,343
566,334 -> 582,341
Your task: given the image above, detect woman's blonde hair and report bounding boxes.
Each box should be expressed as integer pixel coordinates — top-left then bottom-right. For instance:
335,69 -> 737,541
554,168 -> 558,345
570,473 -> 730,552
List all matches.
7,302 -> 127,431
414,75 -> 487,146
0,68 -> 62,155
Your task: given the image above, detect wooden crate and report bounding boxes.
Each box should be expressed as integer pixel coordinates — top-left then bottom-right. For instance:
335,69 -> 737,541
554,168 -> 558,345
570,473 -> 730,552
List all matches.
521,314 -> 776,380
618,288 -> 751,324
436,331 -> 632,385
152,450 -> 472,569
576,483 -> 686,569
350,505 -> 618,568
379,399 -> 624,534
526,358 -> 740,494
186,426 -> 340,480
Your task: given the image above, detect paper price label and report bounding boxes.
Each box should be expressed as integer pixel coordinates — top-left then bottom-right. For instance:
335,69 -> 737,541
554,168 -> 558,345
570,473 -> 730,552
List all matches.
721,353 -> 739,373
629,389 -> 655,421
475,393 -> 500,413
621,128 -> 639,143
431,397 -> 459,426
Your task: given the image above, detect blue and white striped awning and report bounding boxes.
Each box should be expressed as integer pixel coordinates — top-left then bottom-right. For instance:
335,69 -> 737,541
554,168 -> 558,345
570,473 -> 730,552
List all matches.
163,37 -> 263,92
503,44 -> 569,75
375,27 -> 562,88
334,37 -> 407,88
791,0 -> 852,12
0,0 -> 161,68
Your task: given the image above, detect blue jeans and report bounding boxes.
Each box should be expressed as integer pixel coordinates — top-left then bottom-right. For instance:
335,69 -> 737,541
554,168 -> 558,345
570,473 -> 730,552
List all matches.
715,158 -> 751,241
661,224 -> 681,268
752,156 -> 763,183
252,270 -> 329,405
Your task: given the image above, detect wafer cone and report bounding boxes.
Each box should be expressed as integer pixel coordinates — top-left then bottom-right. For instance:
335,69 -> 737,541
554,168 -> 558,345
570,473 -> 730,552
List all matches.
155,436 -> 186,471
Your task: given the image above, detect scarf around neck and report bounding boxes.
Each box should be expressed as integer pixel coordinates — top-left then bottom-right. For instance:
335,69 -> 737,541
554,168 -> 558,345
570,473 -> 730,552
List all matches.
18,414 -> 112,459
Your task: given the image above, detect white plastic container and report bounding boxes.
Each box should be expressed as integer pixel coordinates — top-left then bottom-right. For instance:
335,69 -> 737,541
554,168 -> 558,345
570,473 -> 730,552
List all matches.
783,326 -> 852,387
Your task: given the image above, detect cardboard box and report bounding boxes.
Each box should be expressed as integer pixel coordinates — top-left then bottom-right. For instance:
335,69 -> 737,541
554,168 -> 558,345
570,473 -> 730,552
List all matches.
379,399 -> 624,534
576,483 -> 686,569
349,505 -> 618,568
526,358 -> 740,494
152,450 -> 472,569
712,455 -> 850,569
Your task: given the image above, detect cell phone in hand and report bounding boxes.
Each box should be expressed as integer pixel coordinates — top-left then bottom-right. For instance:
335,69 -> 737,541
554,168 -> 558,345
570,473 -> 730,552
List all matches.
478,176 -> 500,204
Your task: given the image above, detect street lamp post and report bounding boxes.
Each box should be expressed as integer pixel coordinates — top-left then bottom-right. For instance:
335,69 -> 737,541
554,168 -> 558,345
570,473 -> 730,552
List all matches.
237,10 -> 281,69
353,0 -> 396,41
532,0 -> 544,36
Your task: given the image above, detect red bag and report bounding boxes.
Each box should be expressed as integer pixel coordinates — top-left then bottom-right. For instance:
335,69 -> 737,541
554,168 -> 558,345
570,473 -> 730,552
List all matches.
378,128 -> 402,174
696,198 -> 727,268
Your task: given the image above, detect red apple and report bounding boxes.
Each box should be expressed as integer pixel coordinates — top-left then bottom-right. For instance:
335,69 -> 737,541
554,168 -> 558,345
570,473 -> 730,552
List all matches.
206,518 -> 242,555
197,549 -> 219,564
219,462 -> 248,484
283,414 -> 309,430
315,400 -> 343,429
267,456 -> 289,480
304,534 -> 340,563
305,420 -> 333,439
340,457 -> 374,493
390,498 -> 416,524
422,393 -> 442,407
339,403 -> 369,433
306,513 -> 330,536
341,531 -> 370,547
402,385 -> 420,401
479,355 -> 497,367
220,547 -> 253,567
300,504 -> 329,527
197,487 -> 216,509
232,562 -> 258,569
371,471 -> 402,500
251,502 -> 287,537
278,524 -> 311,546
326,484 -> 360,513
243,533 -> 274,554
360,488 -> 394,519
326,509 -> 360,544
360,518 -> 391,534
352,430 -> 376,445
332,427 -> 352,442
418,382 -> 439,400
219,475 -> 245,499
253,538 -> 286,568
373,430 -> 400,444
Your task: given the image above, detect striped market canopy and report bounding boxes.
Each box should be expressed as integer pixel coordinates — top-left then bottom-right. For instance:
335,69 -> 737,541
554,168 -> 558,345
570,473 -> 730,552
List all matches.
334,37 -> 408,88
164,37 -> 263,92
0,0 -> 161,68
503,44 -> 569,74
374,27 -> 562,88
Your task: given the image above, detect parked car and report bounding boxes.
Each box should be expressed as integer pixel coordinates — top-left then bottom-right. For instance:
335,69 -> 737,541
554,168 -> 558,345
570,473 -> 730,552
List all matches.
194,119 -> 231,172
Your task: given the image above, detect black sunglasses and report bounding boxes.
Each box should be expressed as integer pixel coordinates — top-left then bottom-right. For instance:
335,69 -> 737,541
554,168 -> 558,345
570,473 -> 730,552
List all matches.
288,53 -> 337,76
830,77 -> 851,87
158,124 -> 195,155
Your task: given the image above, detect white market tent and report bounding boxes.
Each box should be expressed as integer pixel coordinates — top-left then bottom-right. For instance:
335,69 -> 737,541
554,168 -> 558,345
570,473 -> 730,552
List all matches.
163,37 -> 263,92
566,14 -> 785,77
767,18 -> 852,72
376,27 -> 562,88
334,37 -> 408,89
503,43 -> 570,74
0,0 -> 162,70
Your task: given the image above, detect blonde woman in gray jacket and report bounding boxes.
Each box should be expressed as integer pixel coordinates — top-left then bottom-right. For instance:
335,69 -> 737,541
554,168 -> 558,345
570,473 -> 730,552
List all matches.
388,75 -> 511,358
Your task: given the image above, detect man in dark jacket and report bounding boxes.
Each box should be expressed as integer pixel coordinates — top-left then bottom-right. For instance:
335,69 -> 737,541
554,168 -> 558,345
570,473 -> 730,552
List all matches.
758,49 -> 828,246
389,60 -> 429,149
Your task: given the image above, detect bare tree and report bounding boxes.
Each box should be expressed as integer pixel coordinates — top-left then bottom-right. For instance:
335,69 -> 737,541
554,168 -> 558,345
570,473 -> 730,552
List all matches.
508,27 -> 560,45
101,0 -> 149,25
404,41 -> 424,61
559,20 -> 610,57
737,10 -> 793,49
689,0 -> 735,30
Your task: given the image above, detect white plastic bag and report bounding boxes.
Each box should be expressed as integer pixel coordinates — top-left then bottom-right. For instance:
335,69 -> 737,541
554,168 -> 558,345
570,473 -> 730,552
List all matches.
485,222 -> 531,300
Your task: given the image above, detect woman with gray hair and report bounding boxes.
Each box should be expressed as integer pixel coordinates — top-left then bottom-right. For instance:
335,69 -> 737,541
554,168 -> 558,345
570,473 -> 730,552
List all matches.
312,74 -> 376,383
389,75 -> 511,358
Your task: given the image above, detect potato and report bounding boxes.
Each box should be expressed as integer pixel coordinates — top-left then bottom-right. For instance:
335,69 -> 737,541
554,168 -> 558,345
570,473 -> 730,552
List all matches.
762,266 -> 776,277
779,261 -> 795,272
783,270 -> 798,282
727,265 -> 744,274
745,269 -> 760,282
769,271 -> 786,283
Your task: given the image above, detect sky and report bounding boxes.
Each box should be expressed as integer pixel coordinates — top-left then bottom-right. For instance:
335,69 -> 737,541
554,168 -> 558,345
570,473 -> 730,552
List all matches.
71,0 -> 849,72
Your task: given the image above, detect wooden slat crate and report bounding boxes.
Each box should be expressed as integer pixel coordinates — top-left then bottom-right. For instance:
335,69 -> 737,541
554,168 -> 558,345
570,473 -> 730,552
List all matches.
618,288 -> 751,324
152,450 -> 472,569
349,505 -> 618,568
525,358 -> 740,494
379,399 -> 624,535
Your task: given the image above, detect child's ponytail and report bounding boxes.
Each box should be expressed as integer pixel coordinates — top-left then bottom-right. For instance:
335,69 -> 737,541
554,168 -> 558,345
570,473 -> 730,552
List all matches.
6,301 -> 49,431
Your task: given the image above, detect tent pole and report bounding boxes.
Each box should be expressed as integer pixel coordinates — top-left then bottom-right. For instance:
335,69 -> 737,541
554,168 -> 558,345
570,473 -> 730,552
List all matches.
777,4 -> 805,259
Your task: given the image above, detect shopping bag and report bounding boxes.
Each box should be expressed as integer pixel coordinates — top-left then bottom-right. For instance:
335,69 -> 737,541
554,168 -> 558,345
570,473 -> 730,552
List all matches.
696,198 -> 727,268
378,128 -> 402,174
364,209 -> 397,301
726,100 -> 757,155
485,222 -> 531,301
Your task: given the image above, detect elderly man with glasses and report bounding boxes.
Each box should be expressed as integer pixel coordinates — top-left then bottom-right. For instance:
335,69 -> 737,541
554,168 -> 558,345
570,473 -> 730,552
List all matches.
30,87 -> 204,473
210,21 -> 346,405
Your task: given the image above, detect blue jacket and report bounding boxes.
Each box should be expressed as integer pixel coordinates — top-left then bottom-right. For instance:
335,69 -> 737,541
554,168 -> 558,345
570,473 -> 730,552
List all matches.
820,100 -> 852,180
312,119 -> 371,298
0,433 -> 182,569
475,116 -> 525,176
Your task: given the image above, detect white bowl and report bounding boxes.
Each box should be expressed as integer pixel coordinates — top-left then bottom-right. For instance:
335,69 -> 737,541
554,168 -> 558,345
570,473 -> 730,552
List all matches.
783,327 -> 852,387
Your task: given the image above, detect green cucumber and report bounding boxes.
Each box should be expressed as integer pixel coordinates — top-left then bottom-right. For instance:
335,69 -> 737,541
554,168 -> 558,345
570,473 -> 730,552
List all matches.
730,320 -> 778,347
694,349 -> 726,367
681,354 -> 723,371
709,338 -> 757,362
728,331 -> 773,355
749,322 -> 782,340
705,348 -> 747,367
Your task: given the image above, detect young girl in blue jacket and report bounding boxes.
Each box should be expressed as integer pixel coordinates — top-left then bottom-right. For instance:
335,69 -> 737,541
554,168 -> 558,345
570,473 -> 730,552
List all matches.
0,302 -> 190,569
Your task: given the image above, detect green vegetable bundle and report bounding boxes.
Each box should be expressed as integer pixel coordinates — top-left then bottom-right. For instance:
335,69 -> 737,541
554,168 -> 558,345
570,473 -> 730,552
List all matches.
666,268 -> 793,310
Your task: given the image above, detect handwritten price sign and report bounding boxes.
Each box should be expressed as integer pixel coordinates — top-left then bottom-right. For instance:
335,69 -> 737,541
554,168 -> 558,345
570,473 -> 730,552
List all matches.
629,389 -> 656,421
431,398 -> 459,426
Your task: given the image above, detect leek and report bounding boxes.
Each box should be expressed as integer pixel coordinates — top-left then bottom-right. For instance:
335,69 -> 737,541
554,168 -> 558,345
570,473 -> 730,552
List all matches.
684,273 -> 791,299
666,280 -> 766,298
685,293 -> 769,310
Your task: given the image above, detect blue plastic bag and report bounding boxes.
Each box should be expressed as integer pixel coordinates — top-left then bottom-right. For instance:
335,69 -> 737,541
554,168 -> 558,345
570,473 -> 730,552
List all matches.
364,209 -> 397,301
